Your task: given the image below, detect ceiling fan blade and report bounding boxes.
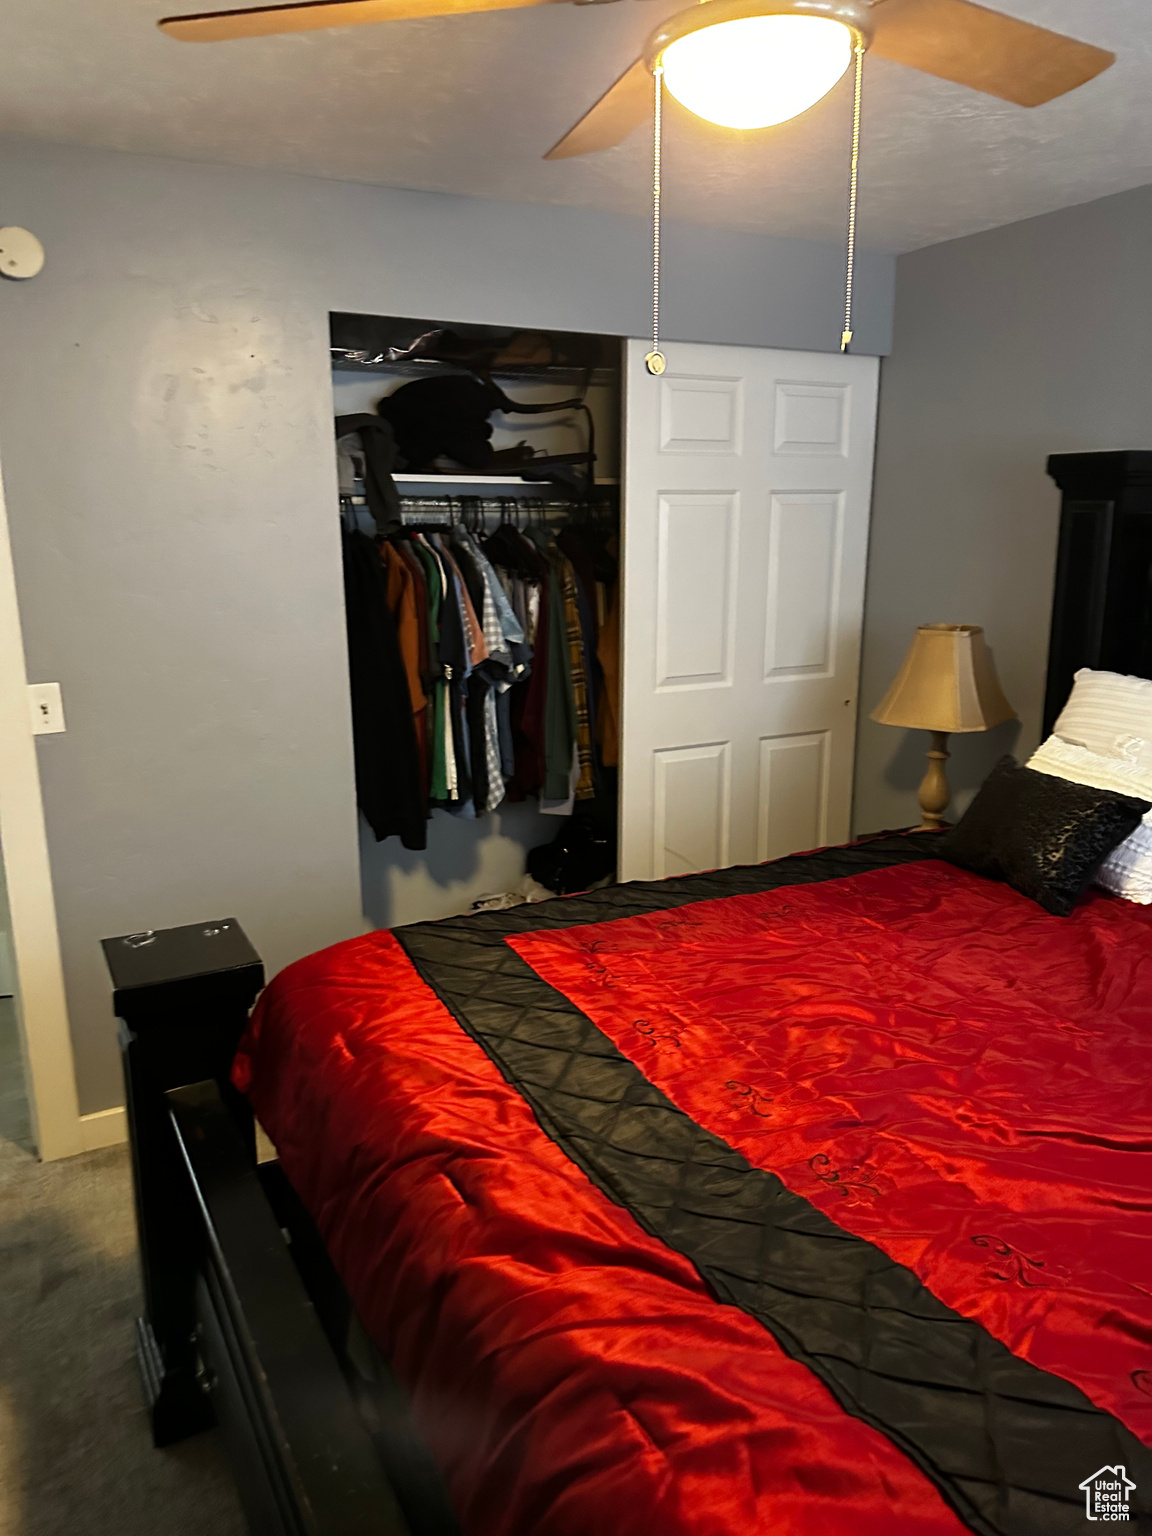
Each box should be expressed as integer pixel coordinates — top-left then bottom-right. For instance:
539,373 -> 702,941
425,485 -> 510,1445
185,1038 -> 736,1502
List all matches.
869,0 -> 1114,107
160,0 -> 553,42
544,58 -> 651,159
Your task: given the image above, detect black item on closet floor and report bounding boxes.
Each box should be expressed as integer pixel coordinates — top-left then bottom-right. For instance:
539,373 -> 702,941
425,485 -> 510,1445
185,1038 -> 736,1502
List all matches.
528,803 -> 617,895
343,528 -> 427,850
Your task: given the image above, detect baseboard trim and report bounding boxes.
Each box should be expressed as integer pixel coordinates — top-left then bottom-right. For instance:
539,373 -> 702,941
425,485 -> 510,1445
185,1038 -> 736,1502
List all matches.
79,1104 -> 127,1151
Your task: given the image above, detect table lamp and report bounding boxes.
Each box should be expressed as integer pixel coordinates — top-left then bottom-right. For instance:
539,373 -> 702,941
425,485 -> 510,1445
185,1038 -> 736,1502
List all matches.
871,624 -> 1016,829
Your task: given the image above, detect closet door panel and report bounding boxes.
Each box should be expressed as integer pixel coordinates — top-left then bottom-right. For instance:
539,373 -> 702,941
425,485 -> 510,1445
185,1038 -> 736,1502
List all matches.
773,381 -> 850,457
652,742 -> 731,878
763,492 -> 842,679
757,731 -> 830,862
659,374 -> 744,455
655,493 -> 738,690
621,341 -> 878,883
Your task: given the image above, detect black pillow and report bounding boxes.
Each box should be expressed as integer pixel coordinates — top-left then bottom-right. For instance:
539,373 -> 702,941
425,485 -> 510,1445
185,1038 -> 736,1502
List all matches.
937,755 -> 1151,917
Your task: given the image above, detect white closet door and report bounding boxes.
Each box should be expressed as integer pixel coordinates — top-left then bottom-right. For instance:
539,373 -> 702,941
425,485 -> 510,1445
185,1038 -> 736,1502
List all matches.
619,339 -> 879,882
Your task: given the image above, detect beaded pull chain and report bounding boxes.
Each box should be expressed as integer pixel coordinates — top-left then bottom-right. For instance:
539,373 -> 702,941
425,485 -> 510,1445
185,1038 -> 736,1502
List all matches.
841,41 -> 865,353
645,65 -> 667,377
647,43 -> 863,366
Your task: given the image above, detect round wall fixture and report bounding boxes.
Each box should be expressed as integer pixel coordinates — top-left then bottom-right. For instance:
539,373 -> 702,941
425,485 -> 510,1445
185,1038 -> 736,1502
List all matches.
0,227 -> 46,281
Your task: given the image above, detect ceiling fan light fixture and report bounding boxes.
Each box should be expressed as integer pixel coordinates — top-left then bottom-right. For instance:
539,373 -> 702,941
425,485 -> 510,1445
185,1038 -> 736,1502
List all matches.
646,0 -> 871,131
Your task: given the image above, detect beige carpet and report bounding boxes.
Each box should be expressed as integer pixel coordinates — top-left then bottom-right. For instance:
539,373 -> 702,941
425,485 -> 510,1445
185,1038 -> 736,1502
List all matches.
0,1132 -> 249,1536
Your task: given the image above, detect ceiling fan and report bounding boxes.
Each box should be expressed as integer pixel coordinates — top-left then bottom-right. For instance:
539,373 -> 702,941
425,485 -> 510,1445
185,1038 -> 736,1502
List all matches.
157,0 -> 1114,159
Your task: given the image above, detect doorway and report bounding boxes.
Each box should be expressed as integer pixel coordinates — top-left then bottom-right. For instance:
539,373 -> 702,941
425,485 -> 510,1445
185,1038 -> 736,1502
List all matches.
0,448 -> 82,1160
0,844 -> 32,1151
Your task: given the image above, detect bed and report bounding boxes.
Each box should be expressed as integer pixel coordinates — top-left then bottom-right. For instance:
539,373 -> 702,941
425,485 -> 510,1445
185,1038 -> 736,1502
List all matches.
107,828 -> 1152,1536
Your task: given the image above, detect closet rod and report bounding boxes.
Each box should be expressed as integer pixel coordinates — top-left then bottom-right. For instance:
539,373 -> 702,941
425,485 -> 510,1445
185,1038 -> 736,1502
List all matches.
340,494 -> 614,518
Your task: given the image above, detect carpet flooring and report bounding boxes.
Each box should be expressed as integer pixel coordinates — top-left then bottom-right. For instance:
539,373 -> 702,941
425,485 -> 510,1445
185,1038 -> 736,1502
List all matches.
0,1128 -> 249,1535
0,998 -> 32,1156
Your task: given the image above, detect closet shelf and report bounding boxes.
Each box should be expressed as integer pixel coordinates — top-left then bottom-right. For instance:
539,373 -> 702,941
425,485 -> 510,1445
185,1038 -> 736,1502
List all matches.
332,353 -> 616,390
394,473 -> 537,487
391,473 -> 619,487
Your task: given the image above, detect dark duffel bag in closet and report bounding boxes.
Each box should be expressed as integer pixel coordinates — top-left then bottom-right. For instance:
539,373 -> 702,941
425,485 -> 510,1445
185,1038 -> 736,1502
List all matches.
376,376 -> 589,474
527,809 -> 616,896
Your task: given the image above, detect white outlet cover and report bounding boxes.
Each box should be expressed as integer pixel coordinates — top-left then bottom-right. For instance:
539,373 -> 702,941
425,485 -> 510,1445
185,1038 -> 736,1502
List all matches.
28,681 -> 65,735
0,227 -> 45,281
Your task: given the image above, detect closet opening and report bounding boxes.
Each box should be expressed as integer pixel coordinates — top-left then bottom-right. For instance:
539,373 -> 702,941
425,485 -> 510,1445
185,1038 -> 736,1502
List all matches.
331,312 -> 623,928
0,842 -> 31,1153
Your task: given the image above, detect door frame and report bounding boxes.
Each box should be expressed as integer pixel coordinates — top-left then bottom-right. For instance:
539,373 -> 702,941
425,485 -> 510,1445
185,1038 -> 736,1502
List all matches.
0,447 -> 83,1160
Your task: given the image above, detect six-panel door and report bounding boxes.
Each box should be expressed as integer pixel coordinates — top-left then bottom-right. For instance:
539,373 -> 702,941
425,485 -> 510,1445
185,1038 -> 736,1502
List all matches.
619,340 -> 880,882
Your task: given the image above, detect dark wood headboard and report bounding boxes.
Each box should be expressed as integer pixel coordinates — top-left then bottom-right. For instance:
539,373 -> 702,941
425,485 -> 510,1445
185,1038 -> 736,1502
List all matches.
1043,451 -> 1152,736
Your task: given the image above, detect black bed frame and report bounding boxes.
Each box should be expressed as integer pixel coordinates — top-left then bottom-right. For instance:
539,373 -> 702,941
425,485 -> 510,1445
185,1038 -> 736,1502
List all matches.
1043,451 -> 1152,735
102,918 -> 454,1536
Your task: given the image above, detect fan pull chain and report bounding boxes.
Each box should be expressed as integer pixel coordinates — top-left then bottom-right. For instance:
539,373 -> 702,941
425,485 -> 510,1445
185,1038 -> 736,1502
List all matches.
840,41 -> 865,353
645,65 -> 667,377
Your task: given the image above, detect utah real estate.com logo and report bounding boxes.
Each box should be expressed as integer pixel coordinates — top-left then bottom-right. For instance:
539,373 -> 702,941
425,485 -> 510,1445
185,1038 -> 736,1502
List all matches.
1079,1465 -> 1136,1522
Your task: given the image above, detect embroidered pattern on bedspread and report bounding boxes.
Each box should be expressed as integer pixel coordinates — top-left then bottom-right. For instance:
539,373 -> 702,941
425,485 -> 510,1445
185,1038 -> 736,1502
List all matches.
507,860 -> 1152,1450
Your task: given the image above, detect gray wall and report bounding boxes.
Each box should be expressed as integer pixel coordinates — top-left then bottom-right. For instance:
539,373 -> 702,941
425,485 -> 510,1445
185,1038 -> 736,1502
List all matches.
0,135 -> 895,1115
855,180 -> 1152,836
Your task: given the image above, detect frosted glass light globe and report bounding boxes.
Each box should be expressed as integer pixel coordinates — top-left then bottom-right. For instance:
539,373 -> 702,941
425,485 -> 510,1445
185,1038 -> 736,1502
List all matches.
660,13 -> 854,130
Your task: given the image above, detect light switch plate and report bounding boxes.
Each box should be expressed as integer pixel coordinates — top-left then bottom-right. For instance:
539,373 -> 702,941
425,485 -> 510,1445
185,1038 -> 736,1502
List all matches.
28,682 -> 65,735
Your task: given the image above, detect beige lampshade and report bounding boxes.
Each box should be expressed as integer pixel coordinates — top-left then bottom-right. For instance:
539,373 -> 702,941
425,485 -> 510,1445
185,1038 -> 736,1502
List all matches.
871,624 -> 1015,734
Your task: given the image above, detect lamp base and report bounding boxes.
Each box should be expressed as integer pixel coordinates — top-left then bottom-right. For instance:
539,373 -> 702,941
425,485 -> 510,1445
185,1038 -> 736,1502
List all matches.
917,730 -> 951,830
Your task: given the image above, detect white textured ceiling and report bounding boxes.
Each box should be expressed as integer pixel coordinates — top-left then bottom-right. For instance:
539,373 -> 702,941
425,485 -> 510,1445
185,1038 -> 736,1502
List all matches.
0,0 -> 1150,251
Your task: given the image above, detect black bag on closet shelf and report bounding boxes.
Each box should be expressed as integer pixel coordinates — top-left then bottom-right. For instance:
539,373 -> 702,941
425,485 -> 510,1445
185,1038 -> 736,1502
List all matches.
527,807 -> 616,896
376,376 -> 590,474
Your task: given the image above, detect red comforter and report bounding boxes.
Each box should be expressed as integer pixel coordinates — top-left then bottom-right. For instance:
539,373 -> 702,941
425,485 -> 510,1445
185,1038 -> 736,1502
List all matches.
235,857 -> 1152,1536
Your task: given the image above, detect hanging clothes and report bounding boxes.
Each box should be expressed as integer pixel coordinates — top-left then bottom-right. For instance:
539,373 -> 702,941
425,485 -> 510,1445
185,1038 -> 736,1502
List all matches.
433,537 -> 485,817
380,541 -> 428,800
412,533 -> 456,805
597,572 -> 621,768
342,529 -> 426,850
560,558 -> 595,800
335,415 -> 402,533
445,534 -> 498,817
340,495 -> 616,846
557,525 -> 603,777
484,522 -> 549,800
560,522 -> 619,776
406,534 -> 450,803
541,550 -> 577,802
432,539 -> 476,815
458,527 -> 528,813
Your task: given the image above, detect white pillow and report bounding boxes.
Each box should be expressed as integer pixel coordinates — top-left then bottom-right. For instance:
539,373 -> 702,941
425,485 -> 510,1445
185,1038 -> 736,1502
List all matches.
1096,822 -> 1152,905
1027,735 -> 1152,904
1052,668 -> 1152,772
